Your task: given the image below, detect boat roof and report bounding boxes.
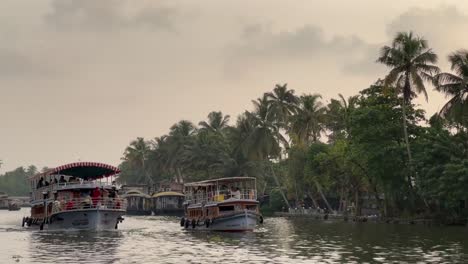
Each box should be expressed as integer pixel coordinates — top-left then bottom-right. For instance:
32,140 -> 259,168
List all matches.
184,177 -> 256,187
152,191 -> 184,198
123,190 -> 151,198
30,162 -> 120,181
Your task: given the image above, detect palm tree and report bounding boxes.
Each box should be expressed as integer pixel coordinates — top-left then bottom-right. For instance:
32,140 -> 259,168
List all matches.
377,31 -> 439,188
123,137 -> 153,184
433,50 -> 468,128
247,95 -> 291,208
266,83 -> 299,125
290,94 -> 326,145
326,94 -> 358,141
167,120 -> 197,182
198,111 -> 231,134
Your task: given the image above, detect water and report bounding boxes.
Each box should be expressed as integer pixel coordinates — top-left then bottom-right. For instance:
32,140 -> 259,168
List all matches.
1,209 -> 467,263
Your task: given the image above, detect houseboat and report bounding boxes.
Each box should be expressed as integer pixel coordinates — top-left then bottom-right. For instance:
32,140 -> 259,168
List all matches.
152,191 -> 184,216
23,162 -> 126,230
0,192 -> 9,209
122,189 -> 152,215
180,177 -> 263,232
8,199 -> 21,211
152,181 -> 184,216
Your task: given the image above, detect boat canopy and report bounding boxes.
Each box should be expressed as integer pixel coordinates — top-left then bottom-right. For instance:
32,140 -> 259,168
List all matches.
124,190 -> 151,198
152,191 -> 184,198
31,162 -> 120,181
184,177 -> 256,187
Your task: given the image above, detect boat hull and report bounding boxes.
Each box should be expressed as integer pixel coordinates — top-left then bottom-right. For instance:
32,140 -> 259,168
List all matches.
45,209 -> 125,230
185,211 -> 258,232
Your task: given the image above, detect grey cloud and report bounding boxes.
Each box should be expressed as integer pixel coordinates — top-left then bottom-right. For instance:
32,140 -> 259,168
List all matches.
228,24 -> 383,76
45,0 -> 176,32
387,6 -> 468,56
0,49 -> 49,79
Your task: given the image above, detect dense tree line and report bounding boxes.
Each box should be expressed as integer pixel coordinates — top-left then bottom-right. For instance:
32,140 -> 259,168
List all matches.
119,31 -> 467,220
0,165 -> 37,196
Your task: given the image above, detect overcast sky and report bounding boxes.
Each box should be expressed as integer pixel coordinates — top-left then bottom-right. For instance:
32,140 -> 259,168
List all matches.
1,0 -> 468,172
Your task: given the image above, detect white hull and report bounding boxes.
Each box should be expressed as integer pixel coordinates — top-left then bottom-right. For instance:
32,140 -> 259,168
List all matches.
44,209 -> 124,230
184,212 -> 258,232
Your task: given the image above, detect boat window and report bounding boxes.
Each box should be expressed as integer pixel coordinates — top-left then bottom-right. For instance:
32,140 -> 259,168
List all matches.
219,206 -> 234,211
246,205 -> 257,210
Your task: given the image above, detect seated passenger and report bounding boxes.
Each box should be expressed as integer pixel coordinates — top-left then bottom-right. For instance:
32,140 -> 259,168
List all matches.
230,187 -> 241,199
59,175 -> 67,183
65,200 -> 75,210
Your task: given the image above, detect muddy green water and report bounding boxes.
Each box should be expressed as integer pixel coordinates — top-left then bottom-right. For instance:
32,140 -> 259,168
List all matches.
0,208 -> 467,263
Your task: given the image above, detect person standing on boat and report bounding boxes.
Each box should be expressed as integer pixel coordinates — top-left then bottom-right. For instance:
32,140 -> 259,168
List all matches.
37,177 -> 44,188
91,187 -> 101,207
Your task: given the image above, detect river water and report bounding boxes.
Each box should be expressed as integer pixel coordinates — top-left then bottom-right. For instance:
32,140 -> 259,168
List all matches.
0,208 -> 467,263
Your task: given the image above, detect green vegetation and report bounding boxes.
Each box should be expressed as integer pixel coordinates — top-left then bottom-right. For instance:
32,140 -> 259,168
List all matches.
119,31 -> 468,222
0,165 -> 37,196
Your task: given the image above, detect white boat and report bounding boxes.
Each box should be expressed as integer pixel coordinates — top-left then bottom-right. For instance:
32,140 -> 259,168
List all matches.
23,162 -> 126,230
181,177 -> 263,232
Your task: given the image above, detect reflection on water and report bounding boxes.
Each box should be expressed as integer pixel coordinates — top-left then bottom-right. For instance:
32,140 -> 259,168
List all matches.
0,209 -> 467,263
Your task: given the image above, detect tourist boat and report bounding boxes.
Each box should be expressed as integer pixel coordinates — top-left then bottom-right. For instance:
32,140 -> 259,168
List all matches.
22,162 -> 126,230
181,177 -> 263,232
152,191 -> 185,216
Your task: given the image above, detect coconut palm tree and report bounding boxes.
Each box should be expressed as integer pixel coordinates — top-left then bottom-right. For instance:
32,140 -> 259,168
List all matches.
247,95 -> 291,207
166,120 -> 197,182
123,137 -> 153,184
377,31 -> 439,188
290,94 -> 326,145
198,111 -> 231,134
433,50 -> 468,128
326,94 -> 358,141
266,83 -> 299,126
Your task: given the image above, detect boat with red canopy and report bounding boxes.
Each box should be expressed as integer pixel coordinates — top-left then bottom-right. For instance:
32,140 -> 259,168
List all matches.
23,162 -> 126,230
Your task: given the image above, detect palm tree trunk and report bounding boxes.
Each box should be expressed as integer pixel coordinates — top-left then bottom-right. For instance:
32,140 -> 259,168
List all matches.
314,180 -> 333,212
269,163 -> 291,208
401,100 -> 414,189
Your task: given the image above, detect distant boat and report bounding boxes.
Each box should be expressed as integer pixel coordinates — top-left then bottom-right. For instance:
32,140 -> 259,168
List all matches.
0,192 -> 9,210
122,189 -> 152,215
22,162 -> 126,230
181,177 -> 263,232
8,200 -> 20,211
152,191 -> 185,216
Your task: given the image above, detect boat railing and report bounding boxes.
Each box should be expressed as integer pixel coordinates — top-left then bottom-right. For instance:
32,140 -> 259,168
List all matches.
51,197 -> 127,215
186,189 -> 257,205
31,182 -> 114,201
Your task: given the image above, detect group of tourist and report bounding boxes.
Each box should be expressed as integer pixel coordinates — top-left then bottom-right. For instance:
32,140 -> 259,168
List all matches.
36,175 -> 78,189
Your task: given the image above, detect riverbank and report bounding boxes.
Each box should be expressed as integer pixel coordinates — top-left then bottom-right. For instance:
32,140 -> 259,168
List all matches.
274,210 -> 468,227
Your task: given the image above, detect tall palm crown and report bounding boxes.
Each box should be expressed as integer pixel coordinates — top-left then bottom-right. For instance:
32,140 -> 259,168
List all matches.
246,94 -> 285,160
326,93 -> 358,141
198,111 -> 230,134
433,50 -> 468,127
266,83 -> 299,126
291,94 -> 326,145
377,31 -> 439,102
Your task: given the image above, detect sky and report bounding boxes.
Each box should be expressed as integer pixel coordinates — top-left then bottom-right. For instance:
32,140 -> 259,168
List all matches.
1,0 -> 468,173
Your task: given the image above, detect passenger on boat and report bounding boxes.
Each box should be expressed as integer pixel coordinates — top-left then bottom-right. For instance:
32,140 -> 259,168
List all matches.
233,188 -> 241,199
59,175 -> 67,183
53,177 -> 58,184
65,200 -> 75,210
91,187 -> 101,206
37,177 -> 44,188
44,180 -> 50,186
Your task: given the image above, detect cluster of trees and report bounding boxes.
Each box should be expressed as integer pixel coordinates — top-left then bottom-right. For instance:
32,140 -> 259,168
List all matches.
119,31 -> 467,219
0,165 -> 37,196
